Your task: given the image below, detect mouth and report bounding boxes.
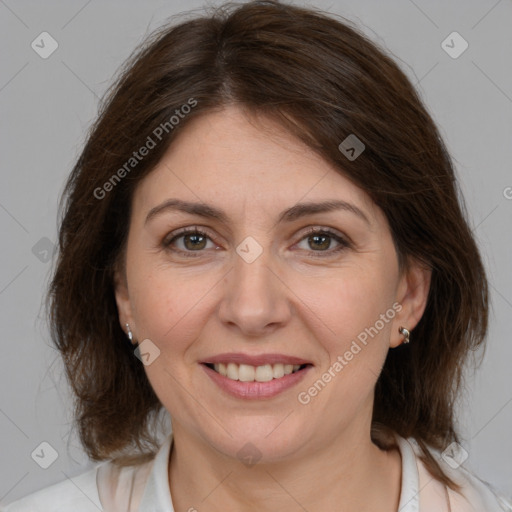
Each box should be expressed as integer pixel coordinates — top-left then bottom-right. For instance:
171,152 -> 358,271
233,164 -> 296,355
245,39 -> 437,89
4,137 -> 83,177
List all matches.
202,362 -> 311,382
200,359 -> 313,399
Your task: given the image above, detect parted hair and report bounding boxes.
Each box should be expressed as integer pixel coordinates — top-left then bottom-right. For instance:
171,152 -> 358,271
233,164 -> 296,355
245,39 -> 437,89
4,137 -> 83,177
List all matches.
48,0 -> 488,490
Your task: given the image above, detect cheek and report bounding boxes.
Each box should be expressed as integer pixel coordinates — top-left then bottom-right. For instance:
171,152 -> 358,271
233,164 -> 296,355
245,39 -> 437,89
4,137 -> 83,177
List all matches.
128,264 -> 217,355
291,272 -> 397,438
131,277 -> 175,335
128,270 -> 207,407
296,268 -> 395,397
300,267 -> 395,345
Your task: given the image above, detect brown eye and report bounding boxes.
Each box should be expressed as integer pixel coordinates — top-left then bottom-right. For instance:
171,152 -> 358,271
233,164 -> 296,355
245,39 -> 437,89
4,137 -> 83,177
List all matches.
163,227 -> 216,257
181,232 -> 208,250
295,228 -> 350,257
307,233 -> 331,251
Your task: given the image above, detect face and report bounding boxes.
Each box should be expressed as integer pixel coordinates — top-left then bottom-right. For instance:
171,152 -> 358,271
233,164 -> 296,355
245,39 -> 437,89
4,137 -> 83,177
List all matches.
115,105 -> 430,463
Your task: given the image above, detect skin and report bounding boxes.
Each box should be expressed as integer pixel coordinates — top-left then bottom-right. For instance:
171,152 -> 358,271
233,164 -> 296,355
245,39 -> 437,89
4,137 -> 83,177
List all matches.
114,105 -> 431,512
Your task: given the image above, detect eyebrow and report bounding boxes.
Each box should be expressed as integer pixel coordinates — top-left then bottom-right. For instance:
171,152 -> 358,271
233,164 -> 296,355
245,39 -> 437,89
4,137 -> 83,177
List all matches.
145,198 -> 371,226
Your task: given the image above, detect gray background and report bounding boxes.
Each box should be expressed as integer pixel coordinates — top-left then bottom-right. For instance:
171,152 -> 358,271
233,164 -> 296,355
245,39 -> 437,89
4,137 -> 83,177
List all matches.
1,0 -> 511,505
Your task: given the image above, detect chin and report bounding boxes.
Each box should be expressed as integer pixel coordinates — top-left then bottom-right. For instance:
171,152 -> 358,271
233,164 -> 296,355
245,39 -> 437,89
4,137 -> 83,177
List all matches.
196,417 -> 307,464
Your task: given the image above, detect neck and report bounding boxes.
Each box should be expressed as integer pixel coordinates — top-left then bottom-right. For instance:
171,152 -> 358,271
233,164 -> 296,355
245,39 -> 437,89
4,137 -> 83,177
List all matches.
168,422 -> 402,512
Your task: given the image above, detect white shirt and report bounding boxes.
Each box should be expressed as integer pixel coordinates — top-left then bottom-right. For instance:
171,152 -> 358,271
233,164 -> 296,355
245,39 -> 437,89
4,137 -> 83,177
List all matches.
1,433 -> 510,511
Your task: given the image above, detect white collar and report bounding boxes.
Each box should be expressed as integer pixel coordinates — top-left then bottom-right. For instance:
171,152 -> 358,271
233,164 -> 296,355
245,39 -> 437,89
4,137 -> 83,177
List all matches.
137,433 -> 175,510
137,433 -> 424,511
395,436 -> 421,512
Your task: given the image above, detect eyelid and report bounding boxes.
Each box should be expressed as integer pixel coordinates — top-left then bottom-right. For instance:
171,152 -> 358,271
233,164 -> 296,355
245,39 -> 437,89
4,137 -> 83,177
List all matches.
162,225 -> 218,248
298,225 -> 350,242
293,226 -> 351,255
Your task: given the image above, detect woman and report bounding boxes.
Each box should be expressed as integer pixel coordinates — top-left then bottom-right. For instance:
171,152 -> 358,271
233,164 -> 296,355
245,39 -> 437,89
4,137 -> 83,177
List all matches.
2,1 -> 510,510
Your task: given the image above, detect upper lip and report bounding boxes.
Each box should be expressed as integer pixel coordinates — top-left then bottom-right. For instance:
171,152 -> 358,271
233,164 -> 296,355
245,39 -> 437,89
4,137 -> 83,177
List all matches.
201,353 -> 313,366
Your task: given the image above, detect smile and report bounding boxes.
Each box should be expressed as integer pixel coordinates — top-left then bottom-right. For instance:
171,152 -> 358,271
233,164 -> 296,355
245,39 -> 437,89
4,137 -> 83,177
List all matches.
206,362 -> 307,382
201,361 -> 313,399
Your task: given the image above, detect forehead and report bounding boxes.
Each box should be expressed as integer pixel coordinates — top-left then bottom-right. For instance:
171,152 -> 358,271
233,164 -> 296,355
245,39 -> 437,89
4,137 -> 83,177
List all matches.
133,106 -> 381,226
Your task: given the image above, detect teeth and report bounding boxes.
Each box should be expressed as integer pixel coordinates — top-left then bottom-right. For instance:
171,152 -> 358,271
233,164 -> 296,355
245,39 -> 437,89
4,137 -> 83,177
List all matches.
226,363 -> 238,380
255,364 -> 273,382
212,362 -> 304,382
239,364 -> 255,382
273,363 -> 285,379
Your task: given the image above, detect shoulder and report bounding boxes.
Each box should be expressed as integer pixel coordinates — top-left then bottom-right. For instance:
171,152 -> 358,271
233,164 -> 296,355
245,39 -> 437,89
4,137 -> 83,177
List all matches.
0,457 -> 154,512
446,463 -> 512,512
0,465 -> 103,512
405,437 -> 512,512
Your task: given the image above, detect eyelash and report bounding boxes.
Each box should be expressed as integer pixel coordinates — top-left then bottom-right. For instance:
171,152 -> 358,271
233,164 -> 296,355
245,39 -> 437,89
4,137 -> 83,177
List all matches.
162,226 -> 350,259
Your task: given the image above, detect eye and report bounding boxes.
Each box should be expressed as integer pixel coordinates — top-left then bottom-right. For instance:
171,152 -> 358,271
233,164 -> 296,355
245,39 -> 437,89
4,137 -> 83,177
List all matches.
294,227 -> 350,257
162,226 -> 218,257
162,226 -> 351,259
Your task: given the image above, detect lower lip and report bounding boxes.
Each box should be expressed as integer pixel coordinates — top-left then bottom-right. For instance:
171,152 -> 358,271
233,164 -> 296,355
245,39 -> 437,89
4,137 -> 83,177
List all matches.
201,363 -> 312,399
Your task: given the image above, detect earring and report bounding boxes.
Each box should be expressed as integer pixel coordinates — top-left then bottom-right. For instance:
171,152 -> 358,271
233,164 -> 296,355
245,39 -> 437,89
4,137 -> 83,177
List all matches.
399,326 -> 410,344
125,323 -> 133,343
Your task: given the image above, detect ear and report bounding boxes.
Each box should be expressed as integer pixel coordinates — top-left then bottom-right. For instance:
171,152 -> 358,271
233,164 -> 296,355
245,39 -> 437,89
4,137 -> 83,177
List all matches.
113,264 -> 135,337
390,258 -> 432,348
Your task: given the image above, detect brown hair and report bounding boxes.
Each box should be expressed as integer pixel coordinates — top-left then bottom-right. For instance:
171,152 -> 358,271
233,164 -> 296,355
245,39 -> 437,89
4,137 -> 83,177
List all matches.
48,0 -> 488,490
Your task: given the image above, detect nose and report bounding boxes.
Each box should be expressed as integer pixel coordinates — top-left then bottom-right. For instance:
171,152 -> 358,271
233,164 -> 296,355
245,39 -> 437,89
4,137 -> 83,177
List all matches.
217,244 -> 292,338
